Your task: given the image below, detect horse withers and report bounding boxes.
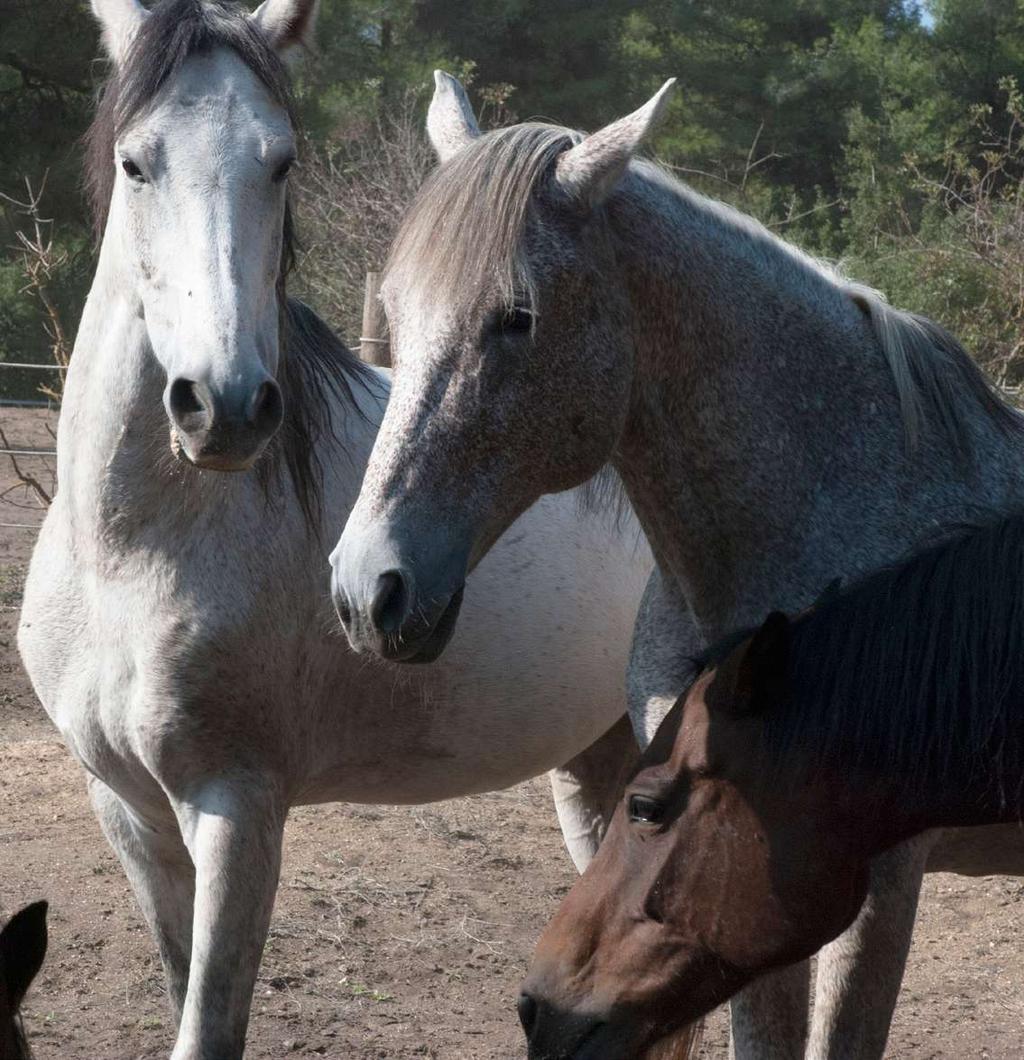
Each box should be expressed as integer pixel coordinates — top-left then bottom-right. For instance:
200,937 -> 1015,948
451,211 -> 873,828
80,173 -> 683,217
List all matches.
521,513 -> 1024,1059
0,903 -> 47,1060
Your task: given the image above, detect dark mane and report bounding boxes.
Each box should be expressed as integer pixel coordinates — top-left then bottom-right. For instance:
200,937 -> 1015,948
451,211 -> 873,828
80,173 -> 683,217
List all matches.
83,0 -> 378,534
270,296 -> 378,535
754,513 -> 1024,808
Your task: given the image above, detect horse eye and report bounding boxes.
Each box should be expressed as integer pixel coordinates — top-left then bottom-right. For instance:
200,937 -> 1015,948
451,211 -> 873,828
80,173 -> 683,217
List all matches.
628,794 -> 665,825
498,307 -> 534,335
273,157 -> 295,183
121,157 -> 146,183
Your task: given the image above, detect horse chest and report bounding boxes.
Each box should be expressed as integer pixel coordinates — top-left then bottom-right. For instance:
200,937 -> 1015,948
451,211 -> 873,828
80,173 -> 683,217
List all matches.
23,522 -> 273,768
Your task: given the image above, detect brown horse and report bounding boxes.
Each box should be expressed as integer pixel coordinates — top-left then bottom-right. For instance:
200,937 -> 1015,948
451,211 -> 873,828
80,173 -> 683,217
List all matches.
520,512 -> 1024,1059
0,903 -> 47,1060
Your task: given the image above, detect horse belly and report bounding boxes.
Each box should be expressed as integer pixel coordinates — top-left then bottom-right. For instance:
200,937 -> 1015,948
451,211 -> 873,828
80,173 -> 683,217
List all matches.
348,492 -> 651,800
301,493 -> 651,805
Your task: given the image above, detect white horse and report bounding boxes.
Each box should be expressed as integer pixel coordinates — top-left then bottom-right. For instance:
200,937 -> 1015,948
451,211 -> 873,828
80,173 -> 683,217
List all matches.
16,2 -> 652,1057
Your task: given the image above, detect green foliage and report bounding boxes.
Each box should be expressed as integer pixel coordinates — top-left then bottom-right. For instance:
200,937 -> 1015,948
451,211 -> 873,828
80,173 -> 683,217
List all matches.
844,75 -> 1024,391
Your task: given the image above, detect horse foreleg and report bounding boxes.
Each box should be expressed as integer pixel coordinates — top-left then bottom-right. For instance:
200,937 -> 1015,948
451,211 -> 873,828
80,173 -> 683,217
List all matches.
88,777 -> 195,1020
170,777 -> 287,1060
548,714 -> 639,872
807,832 -> 933,1059
729,963 -> 810,1060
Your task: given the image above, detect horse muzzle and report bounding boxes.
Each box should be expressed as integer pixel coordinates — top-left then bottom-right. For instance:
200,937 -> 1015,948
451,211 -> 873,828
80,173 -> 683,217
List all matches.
330,513 -> 471,663
518,992 -> 648,1060
330,562 -> 465,664
166,375 -> 283,471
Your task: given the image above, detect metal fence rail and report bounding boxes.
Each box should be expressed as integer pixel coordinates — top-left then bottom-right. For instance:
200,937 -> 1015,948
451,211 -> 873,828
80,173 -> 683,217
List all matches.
0,363 -> 65,371
0,361 -> 60,462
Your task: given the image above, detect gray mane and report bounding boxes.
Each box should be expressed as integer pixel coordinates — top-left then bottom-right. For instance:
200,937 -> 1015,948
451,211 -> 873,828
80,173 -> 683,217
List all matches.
82,0 -> 376,534
273,296 -> 377,535
389,119 -> 1023,454
387,123 -> 581,313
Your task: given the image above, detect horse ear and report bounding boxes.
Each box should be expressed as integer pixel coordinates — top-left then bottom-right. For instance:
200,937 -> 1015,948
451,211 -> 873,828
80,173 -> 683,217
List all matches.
0,902 -> 48,1013
554,79 -> 676,210
709,612 -> 790,717
427,71 -> 481,163
251,0 -> 320,60
90,0 -> 148,67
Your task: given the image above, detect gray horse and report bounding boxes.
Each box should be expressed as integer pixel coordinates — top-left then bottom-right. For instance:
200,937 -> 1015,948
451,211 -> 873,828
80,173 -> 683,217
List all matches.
17,4 -> 655,1057
333,73 -> 1024,1058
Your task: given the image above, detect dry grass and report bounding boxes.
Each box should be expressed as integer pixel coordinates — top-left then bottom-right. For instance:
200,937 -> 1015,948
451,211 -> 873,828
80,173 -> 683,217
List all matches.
294,96 -> 435,344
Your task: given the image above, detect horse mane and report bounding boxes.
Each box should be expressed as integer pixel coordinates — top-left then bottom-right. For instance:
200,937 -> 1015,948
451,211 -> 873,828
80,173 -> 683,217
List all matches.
268,296 -> 378,536
82,0 -> 378,535
389,119 -> 1023,455
843,283 -> 1024,453
387,123 -> 581,315
740,512 -> 1024,809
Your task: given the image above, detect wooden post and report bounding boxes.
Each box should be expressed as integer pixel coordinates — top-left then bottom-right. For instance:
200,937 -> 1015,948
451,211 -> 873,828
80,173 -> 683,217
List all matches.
359,270 -> 390,367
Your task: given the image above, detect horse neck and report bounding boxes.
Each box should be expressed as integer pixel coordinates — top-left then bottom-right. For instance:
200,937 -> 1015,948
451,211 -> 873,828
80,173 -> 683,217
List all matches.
604,171 -> 999,634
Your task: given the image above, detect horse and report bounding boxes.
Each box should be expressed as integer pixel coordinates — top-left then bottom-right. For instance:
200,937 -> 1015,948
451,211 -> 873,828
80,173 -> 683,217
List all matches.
521,511 -> 1024,1059
332,72 -> 1024,1057
0,902 -> 48,1060
17,3 -> 657,1056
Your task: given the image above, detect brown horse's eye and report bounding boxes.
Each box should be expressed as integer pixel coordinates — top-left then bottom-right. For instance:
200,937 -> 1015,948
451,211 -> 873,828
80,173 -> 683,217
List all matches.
628,794 -> 665,825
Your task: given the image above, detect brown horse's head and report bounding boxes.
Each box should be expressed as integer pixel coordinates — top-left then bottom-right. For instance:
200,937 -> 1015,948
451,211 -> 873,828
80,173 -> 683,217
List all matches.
520,615 -> 871,1059
0,901 -> 48,1060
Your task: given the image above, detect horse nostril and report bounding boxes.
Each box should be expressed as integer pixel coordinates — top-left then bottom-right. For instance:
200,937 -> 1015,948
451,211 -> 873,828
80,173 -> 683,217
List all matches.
248,379 -> 283,435
168,377 -> 212,434
517,993 -> 539,1037
335,595 -> 353,630
369,570 -> 410,636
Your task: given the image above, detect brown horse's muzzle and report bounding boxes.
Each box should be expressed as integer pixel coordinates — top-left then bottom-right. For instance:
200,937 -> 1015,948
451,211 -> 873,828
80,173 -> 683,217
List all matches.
517,991 -> 641,1060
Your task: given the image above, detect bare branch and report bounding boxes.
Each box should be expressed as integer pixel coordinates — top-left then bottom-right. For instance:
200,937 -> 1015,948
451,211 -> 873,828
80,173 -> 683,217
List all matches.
0,424 -> 53,507
293,93 -> 434,342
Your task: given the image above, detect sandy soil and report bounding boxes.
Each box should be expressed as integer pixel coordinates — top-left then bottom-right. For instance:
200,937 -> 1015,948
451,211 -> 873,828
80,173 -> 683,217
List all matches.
1,406 -> 1023,1059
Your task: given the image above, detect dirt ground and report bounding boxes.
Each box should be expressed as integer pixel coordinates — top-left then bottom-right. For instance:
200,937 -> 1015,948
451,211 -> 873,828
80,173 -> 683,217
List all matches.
1,406 -> 1023,1059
